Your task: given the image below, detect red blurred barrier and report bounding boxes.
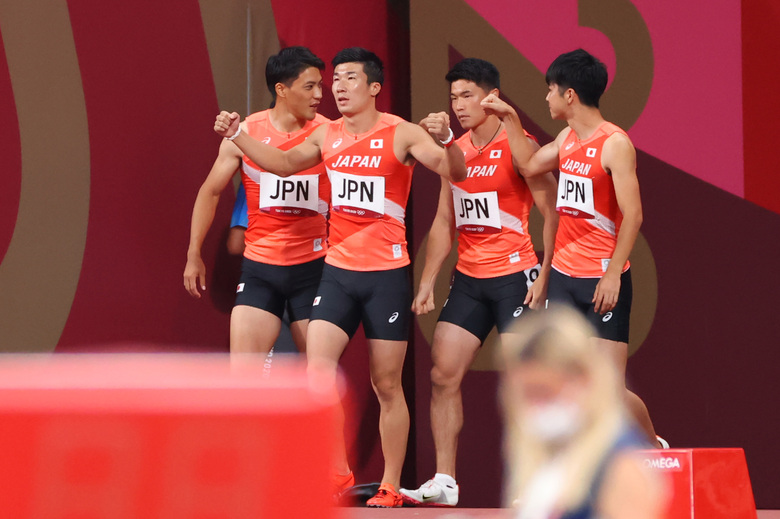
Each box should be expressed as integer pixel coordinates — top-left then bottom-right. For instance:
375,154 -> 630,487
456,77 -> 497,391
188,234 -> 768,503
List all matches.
639,448 -> 757,519
0,354 -> 338,519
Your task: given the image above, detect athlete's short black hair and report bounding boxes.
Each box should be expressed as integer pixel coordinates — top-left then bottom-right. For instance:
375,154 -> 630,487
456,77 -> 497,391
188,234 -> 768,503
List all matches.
545,49 -> 608,108
265,46 -> 325,104
332,47 -> 384,85
445,58 -> 500,92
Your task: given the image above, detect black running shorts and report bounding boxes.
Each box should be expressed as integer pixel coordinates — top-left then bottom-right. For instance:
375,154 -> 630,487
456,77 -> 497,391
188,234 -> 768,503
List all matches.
234,257 -> 325,322
546,268 -> 632,343
437,266 -> 541,343
310,264 -> 411,341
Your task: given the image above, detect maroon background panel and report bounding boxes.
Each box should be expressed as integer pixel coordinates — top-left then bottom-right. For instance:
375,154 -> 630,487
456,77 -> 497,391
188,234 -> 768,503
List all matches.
56,0 -> 234,351
743,0 -> 780,215
0,30 -> 21,265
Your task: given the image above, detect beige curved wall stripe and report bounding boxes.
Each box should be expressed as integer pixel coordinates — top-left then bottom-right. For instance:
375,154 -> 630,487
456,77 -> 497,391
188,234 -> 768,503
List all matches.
580,0 -> 654,130
199,0 -> 279,117
411,0 -> 657,369
0,1 -> 90,352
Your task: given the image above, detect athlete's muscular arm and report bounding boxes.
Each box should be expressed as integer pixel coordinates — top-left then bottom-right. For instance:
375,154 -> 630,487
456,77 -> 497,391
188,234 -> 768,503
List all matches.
522,138 -> 559,310
480,94 -> 561,178
184,131 -> 244,298
412,178 -> 456,315
593,132 -> 642,314
214,111 -> 322,177
399,113 -> 467,182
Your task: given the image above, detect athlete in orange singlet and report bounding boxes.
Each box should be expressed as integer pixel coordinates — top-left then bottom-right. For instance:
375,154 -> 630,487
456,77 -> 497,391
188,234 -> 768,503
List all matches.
184,47 -> 329,355
400,58 -> 558,507
480,49 -> 660,447
213,47 -> 467,508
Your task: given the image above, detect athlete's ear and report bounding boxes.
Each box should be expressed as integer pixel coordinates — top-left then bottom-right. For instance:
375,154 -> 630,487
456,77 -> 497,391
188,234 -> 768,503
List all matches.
489,88 -> 500,98
369,82 -> 382,97
275,82 -> 286,100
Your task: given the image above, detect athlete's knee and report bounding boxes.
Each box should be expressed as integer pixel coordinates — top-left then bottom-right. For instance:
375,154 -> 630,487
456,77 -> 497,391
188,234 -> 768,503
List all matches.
371,373 -> 404,402
430,364 -> 464,393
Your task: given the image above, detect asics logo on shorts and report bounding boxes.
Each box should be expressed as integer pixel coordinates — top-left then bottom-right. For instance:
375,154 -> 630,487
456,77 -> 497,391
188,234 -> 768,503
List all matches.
602,312 -> 613,322
388,312 -> 399,323
313,296 -> 321,306
513,306 -> 524,317
236,283 -> 245,293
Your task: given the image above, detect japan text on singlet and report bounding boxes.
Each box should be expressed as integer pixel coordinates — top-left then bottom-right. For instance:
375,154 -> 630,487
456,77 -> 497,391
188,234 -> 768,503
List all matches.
240,111 -> 330,266
320,113 -> 413,271
553,121 -> 630,278
451,129 -> 538,278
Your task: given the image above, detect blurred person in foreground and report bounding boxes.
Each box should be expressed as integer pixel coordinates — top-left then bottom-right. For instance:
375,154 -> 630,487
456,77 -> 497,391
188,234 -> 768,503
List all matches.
499,305 -> 667,519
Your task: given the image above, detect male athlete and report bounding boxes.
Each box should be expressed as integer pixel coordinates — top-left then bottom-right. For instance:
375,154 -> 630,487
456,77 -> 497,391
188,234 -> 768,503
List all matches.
400,58 -> 558,507
184,46 -> 329,355
214,47 -> 467,507
481,48 -> 659,444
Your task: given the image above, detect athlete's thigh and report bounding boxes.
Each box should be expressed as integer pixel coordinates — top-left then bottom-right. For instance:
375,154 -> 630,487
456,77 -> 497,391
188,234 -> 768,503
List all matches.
288,319 -> 308,353
234,258 -> 286,318
361,267 -> 411,341
230,305 -> 282,354
437,271 -> 494,343
490,267 -> 538,334
310,265 -> 362,340
431,321 -> 482,381
368,338 -> 408,386
306,319 -> 351,392
306,319 -> 351,368
592,336 -> 628,382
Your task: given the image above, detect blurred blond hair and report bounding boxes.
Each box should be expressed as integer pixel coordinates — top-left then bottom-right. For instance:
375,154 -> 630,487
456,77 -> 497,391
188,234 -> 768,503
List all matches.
498,304 -> 627,510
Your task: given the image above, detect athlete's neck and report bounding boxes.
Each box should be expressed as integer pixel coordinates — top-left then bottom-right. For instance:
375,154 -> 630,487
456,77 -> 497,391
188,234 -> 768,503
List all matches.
268,105 -> 307,135
470,115 -> 502,147
342,108 -> 382,138
566,106 -> 605,141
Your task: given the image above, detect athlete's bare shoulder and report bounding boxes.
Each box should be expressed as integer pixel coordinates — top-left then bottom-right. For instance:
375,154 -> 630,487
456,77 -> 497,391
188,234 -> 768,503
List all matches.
602,129 -> 637,176
604,129 -> 635,151
305,122 -> 329,148
554,126 -> 573,147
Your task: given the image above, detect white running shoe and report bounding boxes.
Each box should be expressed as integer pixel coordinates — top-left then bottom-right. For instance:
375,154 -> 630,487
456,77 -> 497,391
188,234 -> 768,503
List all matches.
400,475 -> 459,507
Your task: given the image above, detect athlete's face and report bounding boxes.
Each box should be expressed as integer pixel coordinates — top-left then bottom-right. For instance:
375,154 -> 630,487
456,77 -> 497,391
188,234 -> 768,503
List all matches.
450,80 -> 494,130
545,83 -> 568,120
332,62 -> 380,116
281,66 -> 323,121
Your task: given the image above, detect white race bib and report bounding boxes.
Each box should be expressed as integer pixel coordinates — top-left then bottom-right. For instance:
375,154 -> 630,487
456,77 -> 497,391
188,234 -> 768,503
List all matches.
330,170 -> 385,218
259,173 -> 319,216
453,190 -> 501,234
557,171 -> 595,218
